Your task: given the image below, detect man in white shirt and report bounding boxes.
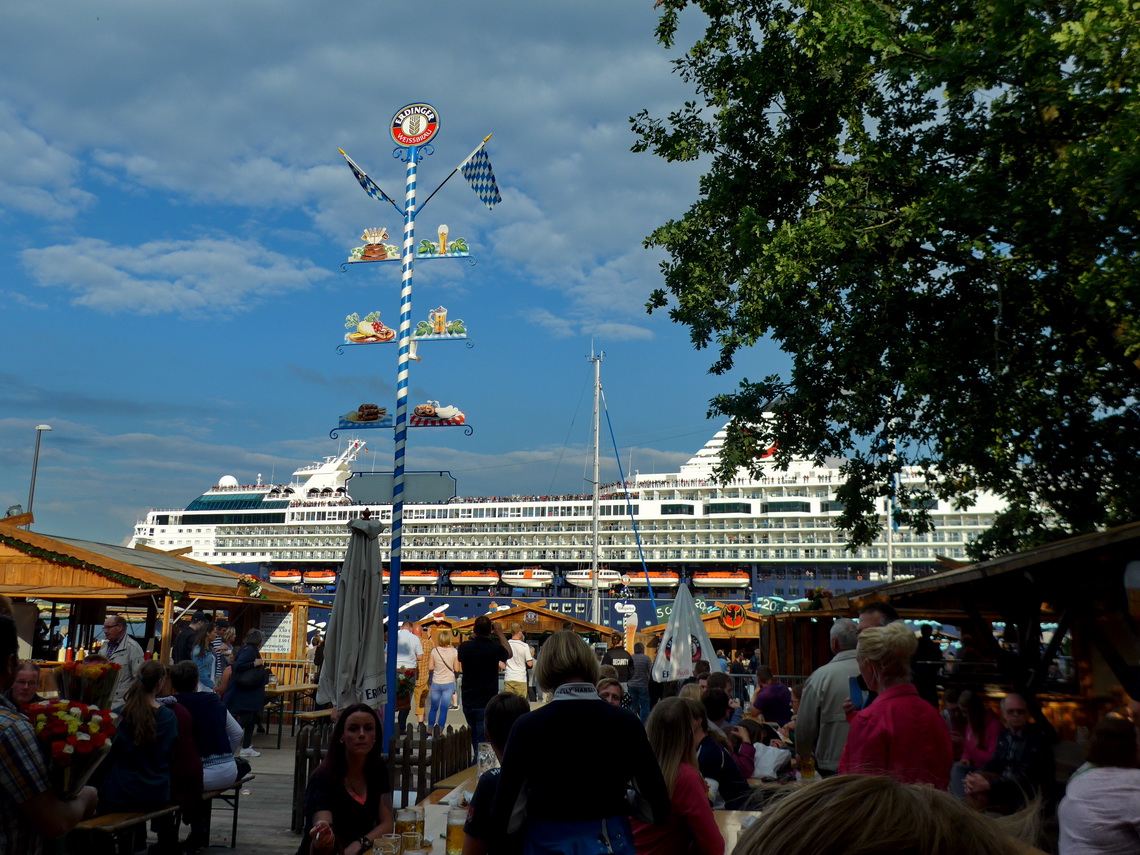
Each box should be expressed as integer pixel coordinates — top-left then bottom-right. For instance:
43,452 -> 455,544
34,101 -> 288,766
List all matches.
796,617 -> 860,776
503,623 -> 534,700
395,621 -> 423,731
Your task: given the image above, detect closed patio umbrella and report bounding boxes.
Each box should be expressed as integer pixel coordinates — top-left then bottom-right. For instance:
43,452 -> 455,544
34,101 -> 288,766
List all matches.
316,513 -> 387,710
651,585 -> 723,682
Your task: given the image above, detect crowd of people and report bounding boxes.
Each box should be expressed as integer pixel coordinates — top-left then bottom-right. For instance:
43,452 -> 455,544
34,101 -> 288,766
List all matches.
0,607 -> 269,854
4,598 -> 1138,855
296,606 -> 1137,855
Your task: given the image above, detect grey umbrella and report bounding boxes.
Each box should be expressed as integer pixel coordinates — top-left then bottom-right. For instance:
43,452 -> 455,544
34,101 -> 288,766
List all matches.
316,515 -> 386,710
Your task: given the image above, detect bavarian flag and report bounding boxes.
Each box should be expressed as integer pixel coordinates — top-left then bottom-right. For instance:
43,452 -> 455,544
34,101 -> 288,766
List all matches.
459,143 -> 501,210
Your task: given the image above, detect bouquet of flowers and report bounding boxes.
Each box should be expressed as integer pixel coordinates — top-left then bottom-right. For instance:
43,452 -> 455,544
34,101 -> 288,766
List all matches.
803,586 -> 835,611
238,573 -> 265,598
55,660 -> 122,708
22,700 -> 117,798
395,667 -> 418,698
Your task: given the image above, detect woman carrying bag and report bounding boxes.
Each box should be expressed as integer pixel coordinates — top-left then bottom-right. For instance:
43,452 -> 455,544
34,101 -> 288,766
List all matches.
224,628 -> 269,758
427,629 -> 461,730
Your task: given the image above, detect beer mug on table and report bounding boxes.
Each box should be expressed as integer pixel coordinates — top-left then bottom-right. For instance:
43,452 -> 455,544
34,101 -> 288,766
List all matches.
446,807 -> 467,855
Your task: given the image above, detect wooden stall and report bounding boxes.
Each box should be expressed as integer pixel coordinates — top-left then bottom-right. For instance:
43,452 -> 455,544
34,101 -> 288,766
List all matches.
0,515 -> 318,664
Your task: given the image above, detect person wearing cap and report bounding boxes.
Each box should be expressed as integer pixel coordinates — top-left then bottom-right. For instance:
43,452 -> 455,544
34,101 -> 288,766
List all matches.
174,611 -> 210,664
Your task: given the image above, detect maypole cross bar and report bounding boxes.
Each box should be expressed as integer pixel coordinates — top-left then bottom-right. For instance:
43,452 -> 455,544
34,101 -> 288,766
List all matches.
337,102 -> 499,742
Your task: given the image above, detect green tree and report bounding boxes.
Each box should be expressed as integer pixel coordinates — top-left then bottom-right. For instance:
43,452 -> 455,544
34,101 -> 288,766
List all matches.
634,0 -> 1140,558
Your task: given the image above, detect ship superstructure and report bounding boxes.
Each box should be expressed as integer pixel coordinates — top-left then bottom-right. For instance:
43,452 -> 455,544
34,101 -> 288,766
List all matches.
130,427 -> 1002,626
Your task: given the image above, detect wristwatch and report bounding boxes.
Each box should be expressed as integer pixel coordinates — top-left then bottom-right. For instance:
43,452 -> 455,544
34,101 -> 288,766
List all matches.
358,836 -> 372,851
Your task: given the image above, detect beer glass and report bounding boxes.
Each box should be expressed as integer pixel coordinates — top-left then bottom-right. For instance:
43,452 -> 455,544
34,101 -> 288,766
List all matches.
438,224 -> 449,255
446,807 -> 467,855
395,808 -> 416,836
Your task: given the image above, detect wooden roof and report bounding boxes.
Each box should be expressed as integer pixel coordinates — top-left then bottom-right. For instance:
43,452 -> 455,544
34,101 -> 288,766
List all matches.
643,602 -> 765,641
0,517 -> 314,609
440,599 -> 614,637
822,519 -> 1140,614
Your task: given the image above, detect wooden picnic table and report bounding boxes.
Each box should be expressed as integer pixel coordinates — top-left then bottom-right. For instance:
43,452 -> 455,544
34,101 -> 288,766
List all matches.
264,682 -> 319,749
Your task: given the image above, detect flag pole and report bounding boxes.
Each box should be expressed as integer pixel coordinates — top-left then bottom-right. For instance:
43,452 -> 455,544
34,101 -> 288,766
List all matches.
418,133 -> 493,213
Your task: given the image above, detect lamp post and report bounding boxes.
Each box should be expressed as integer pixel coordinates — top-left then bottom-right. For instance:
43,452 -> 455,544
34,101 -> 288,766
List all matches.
27,424 -> 52,530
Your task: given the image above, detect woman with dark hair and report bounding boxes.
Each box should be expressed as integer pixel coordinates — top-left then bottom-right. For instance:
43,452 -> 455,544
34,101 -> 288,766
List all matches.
298,703 -> 393,855
1058,716 -> 1140,854
98,660 -> 177,812
950,690 -> 1003,798
492,630 -> 669,854
223,628 -> 268,758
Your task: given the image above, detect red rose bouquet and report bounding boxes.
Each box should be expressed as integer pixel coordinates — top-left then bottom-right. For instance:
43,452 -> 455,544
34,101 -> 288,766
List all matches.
22,700 -> 117,798
55,660 -> 122,708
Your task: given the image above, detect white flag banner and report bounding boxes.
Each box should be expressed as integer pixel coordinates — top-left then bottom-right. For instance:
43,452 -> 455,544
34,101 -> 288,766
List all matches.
651,586 -> 723,682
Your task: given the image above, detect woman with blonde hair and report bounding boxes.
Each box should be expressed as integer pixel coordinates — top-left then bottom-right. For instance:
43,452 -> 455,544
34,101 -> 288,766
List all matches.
734,774 -> 1037,855
97,660 -> 178,812
427,628 -> 460,730
838,621 -> 953,788
632,697 -> 724,855
493,630 -> 669,854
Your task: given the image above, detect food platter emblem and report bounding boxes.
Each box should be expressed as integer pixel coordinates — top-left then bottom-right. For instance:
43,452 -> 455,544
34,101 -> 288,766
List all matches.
391,103 -> 440,147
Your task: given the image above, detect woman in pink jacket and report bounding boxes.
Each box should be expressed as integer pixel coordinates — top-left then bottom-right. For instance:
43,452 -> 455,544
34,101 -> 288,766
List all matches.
839,621 -> 953,788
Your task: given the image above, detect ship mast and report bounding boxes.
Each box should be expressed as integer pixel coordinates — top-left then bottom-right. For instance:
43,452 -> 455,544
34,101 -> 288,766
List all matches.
589,350 -> 603,626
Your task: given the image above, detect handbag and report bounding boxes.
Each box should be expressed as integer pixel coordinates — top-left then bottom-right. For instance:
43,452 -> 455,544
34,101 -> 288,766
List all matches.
234,664 -> 268,690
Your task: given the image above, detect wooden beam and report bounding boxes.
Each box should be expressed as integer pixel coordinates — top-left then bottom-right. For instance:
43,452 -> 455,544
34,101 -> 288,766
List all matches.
159,593 -> 174,663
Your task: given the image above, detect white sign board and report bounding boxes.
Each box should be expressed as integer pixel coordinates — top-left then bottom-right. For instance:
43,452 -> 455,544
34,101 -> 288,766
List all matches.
259,611 -> 295,655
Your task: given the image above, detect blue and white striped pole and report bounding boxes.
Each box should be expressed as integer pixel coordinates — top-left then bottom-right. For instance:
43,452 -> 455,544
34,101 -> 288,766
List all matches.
385,143 -> 418,742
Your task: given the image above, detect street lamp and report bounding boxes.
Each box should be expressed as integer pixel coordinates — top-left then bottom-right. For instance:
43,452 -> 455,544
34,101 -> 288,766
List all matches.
27,424 -> 52,530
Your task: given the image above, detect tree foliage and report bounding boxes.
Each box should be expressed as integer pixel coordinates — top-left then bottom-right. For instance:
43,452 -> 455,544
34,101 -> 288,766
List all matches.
634,0 -> 1140,558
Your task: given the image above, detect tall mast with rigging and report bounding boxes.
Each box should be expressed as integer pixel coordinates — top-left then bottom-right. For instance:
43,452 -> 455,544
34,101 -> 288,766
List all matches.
589,350 -> 603,626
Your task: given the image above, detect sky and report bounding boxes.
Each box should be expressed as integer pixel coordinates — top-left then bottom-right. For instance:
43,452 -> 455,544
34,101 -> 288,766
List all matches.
1,0 -> 790,545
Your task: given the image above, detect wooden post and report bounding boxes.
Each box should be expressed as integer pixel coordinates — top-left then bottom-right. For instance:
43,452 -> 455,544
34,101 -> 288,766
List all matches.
159,592 -> 174,663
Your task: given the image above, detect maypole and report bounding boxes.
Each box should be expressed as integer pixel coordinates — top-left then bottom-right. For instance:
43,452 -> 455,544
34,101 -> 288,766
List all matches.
386,122 -> 424,743
336,102 -> 500,742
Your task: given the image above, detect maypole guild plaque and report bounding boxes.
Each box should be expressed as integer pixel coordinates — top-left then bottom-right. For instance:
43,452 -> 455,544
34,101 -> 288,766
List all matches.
391,103 -> 440,147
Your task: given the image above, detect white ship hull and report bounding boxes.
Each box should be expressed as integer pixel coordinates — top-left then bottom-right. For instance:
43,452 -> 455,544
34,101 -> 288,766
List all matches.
128,427 -> 1005,606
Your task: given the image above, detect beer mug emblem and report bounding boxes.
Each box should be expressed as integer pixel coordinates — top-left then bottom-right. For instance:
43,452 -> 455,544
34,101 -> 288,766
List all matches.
430,306 -> 448,335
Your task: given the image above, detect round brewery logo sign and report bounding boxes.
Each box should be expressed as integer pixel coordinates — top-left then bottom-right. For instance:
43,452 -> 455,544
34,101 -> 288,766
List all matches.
721,603 -> 746,630
391,103 -> 440,147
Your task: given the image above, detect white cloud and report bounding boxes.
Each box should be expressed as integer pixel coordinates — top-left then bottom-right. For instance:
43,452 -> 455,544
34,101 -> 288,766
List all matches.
20,236 -> 331,316
0,104 -> 95,220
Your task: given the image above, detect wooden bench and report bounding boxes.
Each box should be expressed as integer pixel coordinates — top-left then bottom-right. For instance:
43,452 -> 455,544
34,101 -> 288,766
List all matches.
295,708 -> 334,724
195,773 -> 255,848
70,774 -> 255,853
72,804 -> 179,854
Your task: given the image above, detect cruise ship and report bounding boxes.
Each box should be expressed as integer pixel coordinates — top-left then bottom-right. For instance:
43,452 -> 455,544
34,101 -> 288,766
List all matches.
128,429 -> 1004,628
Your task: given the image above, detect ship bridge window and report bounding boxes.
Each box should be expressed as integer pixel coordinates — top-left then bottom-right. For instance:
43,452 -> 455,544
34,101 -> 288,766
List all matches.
599,505 -> 638,516
763,501 -> 811,514
707,502 -> 750,515
661,504 -> 695,516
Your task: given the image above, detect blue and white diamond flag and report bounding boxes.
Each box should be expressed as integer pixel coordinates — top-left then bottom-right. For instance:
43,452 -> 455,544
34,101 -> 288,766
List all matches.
460,144 -> 501,209
339,149 -> 398,207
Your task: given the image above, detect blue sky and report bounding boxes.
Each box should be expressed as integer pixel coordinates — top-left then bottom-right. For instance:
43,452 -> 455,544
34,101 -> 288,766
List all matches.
1,1 -> 789,544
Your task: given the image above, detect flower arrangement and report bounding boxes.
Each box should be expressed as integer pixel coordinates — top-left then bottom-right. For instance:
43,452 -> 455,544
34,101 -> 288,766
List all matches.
55,660 -> 122,708
238,573 -> 265,598
22,700 -> 117,798
395,667 -> 417,698
805,586 -> 835,611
